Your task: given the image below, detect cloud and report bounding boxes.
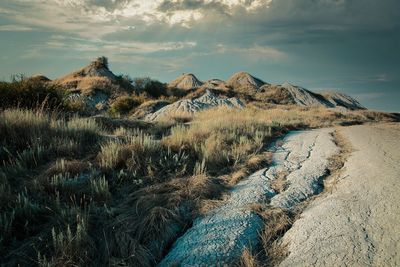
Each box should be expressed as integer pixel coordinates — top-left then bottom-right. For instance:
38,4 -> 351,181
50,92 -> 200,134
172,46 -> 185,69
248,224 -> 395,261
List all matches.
216,43 -> 285,61
1,0 -> 399,42
0,24 -> 34,32
1,0 -> 399,98
24,35 -> 197,58
0,0 -> 274,36
354,92 -> 385,101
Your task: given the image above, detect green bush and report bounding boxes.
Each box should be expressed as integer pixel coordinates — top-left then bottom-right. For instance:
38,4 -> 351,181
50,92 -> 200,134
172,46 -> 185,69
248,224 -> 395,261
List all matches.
0,75 -> 68,110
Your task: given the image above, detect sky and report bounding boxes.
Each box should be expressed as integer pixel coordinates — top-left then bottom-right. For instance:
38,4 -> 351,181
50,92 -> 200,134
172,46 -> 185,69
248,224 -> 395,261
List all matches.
0,0 -> 399,112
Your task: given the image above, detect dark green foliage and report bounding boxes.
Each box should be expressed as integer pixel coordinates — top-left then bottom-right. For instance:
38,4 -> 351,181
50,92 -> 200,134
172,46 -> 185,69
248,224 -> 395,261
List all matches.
115,74 -> 135,93
133,77 -> 168,98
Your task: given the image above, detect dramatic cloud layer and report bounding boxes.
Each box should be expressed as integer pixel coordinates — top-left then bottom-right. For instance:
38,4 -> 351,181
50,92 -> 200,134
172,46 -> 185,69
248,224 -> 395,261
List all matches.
0,0 -> 399,111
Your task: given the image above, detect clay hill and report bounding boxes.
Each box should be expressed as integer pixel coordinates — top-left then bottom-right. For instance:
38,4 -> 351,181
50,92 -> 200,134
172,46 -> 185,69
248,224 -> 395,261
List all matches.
145,90 -> 244,121
44,58 -> 365,116
165,71 -> 364,110
52,57 -> 133,111
226,71 -> 267,92
54,57 -> 120,92
168,73 -> 203,90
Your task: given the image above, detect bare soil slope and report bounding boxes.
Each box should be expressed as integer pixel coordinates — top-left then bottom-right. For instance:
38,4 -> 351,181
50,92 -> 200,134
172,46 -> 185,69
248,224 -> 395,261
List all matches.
280,123 -> 400,267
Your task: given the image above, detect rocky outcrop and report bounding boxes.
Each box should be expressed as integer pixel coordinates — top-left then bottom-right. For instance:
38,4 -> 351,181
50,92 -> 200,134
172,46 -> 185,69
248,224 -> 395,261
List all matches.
258,83 -> 365,110
131,100 -> 171,119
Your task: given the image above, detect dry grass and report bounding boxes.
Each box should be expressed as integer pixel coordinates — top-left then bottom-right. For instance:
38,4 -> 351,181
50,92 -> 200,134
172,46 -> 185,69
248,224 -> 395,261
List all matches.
199,105 -> 398,130
109,173 -> 228,264
270,171 -> 290,193
162,108 -> 276,175
324,129 -> 353,194
45,159 -> 89,177
0,102 -> 395,266
250,204 -> 295,267
238,248 -> 260,267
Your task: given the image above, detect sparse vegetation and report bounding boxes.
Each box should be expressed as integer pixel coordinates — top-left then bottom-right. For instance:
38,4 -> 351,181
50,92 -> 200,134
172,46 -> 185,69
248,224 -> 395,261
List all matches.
248,204 -> 295,267
133,77 -> 168,98
108,95 -> 141,115
1,67 -> 398,266
0,75 -> 68,110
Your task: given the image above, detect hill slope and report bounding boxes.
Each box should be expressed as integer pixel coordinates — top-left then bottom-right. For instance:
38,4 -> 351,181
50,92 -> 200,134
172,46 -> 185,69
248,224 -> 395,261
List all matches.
257,83 -> 364,110
322,92 -> 365,110
53,57 -> 133,112
279,82 -> 333,107
168,73 -> 203,90
226,71 -> 267,91
54,57 -> 118,93
145,90 -> 244,121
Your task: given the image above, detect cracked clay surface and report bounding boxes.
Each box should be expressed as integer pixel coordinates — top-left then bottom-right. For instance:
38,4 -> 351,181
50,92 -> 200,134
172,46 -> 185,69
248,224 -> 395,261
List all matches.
279,124 -> 400,267
159,128 -> 338,266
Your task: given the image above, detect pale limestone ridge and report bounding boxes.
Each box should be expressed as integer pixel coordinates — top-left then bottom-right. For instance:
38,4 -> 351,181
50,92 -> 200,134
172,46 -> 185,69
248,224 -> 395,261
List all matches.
168,73 -> 203,90
145,89 -> 244,121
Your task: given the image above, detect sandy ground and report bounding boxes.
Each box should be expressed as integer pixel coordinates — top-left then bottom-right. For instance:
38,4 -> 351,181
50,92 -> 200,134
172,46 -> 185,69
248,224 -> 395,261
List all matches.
280,123 -> 400,267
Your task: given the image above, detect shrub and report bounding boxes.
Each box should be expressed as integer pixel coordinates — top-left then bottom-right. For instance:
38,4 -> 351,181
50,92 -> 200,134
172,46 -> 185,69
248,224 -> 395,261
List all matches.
133,77 -> 168,98
115,74 -> 135,93
109,96 -> 140,115
93,56 -> 108,69
0,75 -> 68,110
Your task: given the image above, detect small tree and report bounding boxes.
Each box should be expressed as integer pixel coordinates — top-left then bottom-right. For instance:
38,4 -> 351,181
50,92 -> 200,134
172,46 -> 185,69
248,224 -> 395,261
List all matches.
93,56 -> 109,69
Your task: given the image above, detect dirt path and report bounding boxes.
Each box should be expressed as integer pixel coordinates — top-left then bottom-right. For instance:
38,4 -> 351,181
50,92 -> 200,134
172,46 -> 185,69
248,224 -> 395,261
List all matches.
159,128 -> 339,266
280,123 -> 400,267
